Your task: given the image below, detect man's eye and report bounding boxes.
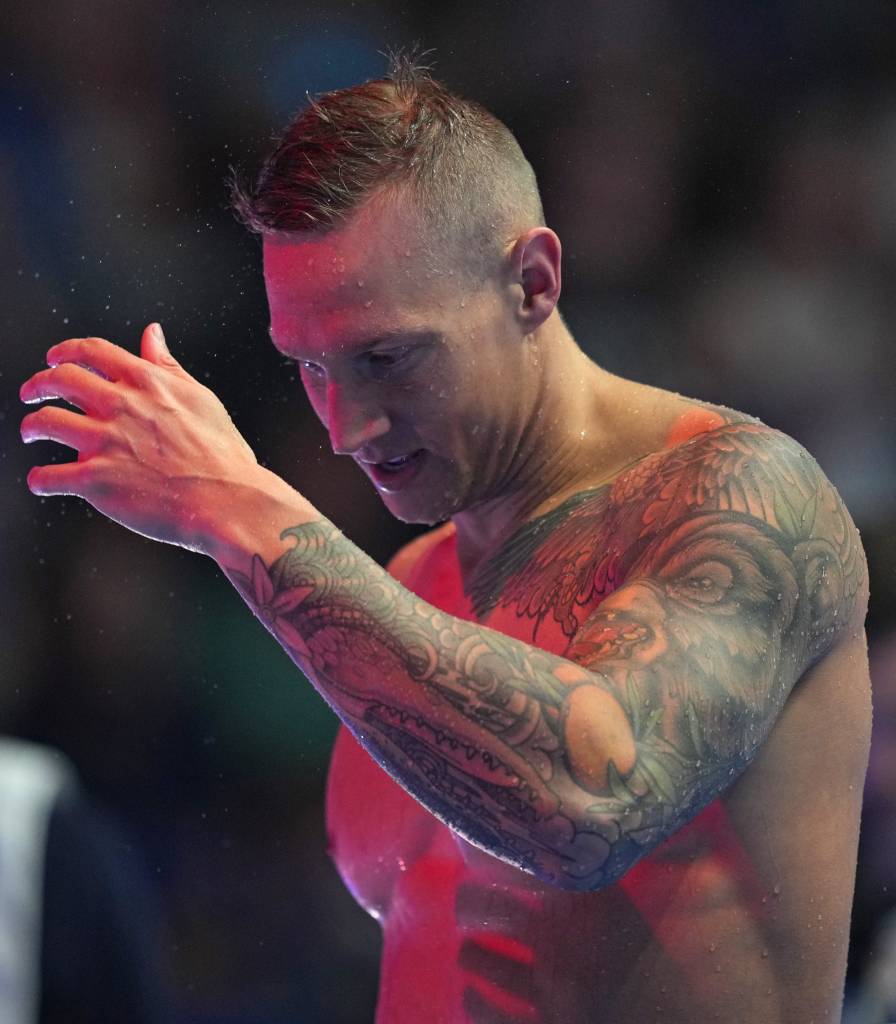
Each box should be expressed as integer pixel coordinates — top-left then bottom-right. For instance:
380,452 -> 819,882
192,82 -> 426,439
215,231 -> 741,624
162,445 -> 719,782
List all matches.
299,361 -> 325,377
368,352 -> 403,372
366,348 -> 410,374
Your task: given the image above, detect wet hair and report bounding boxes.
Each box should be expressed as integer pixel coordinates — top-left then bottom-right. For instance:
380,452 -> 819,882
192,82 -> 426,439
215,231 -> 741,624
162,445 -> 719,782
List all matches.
228,47 -> 546,279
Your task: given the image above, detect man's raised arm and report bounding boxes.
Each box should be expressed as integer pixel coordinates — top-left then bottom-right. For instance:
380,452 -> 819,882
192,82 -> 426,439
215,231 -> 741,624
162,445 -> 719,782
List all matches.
206,427 -> 868,891
19,330 -> 867,891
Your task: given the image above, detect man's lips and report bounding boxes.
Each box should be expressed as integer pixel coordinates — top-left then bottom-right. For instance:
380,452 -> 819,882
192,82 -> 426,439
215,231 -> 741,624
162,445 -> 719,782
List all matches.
361,449 -> 427,490
360,449 -> 426,469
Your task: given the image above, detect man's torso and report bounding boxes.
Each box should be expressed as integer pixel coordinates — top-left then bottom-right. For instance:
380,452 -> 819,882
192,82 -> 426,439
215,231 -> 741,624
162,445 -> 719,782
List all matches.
326,393 -> 871,1024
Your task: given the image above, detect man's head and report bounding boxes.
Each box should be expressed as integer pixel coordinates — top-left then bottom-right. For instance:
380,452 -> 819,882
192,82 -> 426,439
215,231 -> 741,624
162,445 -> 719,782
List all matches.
231,51 -> 565,525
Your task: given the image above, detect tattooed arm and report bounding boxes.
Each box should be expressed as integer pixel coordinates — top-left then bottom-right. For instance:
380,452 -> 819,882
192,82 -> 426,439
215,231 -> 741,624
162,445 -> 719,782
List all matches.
211,426 -> 867,891
19,336 -> 863,887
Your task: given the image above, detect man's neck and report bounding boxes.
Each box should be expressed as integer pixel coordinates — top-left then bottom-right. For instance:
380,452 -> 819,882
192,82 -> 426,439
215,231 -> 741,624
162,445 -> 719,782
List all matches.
450,325 -> 621,581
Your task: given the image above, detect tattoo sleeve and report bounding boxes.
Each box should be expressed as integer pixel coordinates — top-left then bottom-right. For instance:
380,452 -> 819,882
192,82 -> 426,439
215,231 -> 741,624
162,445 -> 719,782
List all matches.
219,425 -> 867,890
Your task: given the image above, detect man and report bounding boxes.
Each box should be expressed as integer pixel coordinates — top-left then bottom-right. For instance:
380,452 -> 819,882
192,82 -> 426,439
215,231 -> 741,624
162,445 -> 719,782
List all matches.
20,54 -> 871,1023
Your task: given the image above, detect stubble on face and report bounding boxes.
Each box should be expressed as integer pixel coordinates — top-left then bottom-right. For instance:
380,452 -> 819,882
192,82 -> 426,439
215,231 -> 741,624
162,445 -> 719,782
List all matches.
263,193 -> 518,528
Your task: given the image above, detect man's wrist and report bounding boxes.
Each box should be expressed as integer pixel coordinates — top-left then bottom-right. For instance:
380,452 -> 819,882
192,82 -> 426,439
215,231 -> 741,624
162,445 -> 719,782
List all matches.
192,465 -> 322,570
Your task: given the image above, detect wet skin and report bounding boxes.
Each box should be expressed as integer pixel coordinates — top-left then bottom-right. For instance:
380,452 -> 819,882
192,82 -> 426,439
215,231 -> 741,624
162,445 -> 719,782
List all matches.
19,194 -> 871,1022
309,401 -> 870,1023
258,204 -> 870,1021
262,193 -> 623,548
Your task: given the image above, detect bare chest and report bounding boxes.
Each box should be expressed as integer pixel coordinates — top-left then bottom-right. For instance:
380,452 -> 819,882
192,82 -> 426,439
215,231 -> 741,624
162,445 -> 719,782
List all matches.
322,526 -> 865,1023
320,409 -> 869,1021
323,523 -> 758,1015
325,689 -> 780,1024
324,530 -> 579,918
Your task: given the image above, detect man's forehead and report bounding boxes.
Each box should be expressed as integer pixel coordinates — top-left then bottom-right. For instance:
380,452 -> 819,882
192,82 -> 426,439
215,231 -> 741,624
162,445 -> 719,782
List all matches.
262,225 -> 434,312
262,192 -> 427,272
263,230 -> 376,281
265,260 -> 429,355
262,206 -> 454,354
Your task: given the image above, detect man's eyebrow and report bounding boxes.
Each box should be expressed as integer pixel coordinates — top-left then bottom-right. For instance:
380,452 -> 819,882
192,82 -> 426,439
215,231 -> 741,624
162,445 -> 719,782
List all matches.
356,329 -> 437,349
268,327 -> 436,354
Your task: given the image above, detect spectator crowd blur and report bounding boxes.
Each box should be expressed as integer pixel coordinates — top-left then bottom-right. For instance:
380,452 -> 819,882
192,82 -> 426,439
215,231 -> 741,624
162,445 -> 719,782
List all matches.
3,1 -> 895,1021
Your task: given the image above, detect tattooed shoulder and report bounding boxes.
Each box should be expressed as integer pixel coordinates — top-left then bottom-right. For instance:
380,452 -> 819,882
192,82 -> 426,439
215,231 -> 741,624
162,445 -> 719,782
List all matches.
472,420 -> 867,663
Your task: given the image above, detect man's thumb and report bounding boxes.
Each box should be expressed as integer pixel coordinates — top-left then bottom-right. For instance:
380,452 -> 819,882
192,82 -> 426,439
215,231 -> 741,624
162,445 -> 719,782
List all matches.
142,321 -> 180,367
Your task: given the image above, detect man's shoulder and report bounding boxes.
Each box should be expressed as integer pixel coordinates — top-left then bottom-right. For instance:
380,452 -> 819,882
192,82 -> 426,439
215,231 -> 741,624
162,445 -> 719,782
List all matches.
470,409 -> 867,649
660,396 -> 764,449
621,401 -> 828,509
385,522 -> 455,586
617,413 -> 870,641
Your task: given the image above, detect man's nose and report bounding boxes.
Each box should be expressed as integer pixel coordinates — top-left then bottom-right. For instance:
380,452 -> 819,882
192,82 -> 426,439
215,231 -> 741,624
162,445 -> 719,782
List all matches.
325,380 -> 390,455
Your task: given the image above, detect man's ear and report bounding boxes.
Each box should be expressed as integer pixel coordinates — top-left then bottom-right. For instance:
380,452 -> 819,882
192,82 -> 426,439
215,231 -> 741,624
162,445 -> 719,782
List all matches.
508,227 -> 562,331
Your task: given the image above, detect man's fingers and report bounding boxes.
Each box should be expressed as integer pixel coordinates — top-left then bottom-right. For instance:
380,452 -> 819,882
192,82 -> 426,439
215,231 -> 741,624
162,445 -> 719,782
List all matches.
20,362 -> 119,412
26,458 -> 94,497
20,405 -> 106,452
45,335 -> 142,383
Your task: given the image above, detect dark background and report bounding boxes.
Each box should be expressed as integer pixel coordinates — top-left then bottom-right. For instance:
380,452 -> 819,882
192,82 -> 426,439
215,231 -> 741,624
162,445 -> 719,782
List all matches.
3,2 -> 896,1021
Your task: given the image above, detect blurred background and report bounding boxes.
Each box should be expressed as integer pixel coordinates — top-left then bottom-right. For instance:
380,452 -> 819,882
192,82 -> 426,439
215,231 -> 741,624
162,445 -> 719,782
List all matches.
2,1 -> 895,1021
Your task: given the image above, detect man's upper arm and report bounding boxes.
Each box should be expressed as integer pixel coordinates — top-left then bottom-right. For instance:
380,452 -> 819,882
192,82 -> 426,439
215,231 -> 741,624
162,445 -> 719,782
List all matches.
558,425 -> 868,884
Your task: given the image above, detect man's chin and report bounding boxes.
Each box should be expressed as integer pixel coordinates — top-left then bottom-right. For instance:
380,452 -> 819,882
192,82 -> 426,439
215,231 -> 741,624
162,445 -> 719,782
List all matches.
377,487 -> 463,527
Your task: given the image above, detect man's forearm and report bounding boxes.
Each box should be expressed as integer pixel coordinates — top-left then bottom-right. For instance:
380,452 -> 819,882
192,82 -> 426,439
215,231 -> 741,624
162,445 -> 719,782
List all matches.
204,472 -> 616,887
202,464 -> 824,892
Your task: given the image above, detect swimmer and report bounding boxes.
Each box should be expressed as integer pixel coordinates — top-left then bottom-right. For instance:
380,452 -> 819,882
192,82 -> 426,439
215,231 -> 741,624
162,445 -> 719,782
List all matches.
19,53 -> 871,1024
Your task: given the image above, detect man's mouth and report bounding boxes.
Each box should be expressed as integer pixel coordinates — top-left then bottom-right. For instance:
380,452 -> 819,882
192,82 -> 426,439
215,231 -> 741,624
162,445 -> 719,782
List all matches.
364,449 -> 427,490
377,452 -> 421,471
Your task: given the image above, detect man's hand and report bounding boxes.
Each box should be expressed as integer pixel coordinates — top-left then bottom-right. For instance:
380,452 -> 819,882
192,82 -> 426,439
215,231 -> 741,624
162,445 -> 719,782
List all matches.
19,322 -> 261,552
